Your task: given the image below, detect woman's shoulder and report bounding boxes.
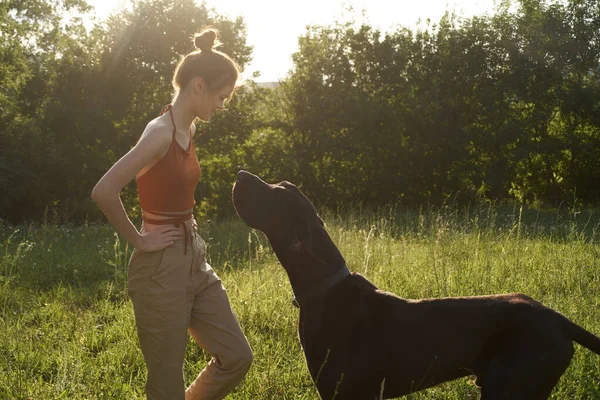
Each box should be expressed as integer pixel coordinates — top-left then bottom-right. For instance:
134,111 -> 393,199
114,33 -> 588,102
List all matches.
139,115 -> 172,142
133,117 -> 174,163
128,121 -> 172,166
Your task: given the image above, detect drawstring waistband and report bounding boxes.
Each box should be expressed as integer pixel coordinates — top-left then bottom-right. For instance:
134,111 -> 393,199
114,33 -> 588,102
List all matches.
142,210 -> 194,255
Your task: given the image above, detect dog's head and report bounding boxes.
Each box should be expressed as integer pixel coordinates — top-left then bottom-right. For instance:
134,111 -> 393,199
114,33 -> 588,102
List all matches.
232,170 -> 345,277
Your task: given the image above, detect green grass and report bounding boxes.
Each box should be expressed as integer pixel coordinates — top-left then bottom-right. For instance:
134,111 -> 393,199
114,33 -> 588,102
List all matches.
1,204 -> 600,399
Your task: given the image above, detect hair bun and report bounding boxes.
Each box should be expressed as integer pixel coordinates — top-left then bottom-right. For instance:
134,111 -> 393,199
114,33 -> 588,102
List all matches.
194,29 -> 218,51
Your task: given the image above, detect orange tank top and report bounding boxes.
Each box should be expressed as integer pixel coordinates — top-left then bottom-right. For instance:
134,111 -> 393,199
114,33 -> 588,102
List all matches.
136,105 -> 201,253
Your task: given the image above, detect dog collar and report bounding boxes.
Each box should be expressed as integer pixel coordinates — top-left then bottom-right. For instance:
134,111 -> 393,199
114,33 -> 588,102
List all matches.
292,265 -> 350,308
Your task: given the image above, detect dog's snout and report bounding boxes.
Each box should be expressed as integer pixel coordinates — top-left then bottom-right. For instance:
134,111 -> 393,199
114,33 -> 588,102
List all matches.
236,170 -> 265,186
236,170 -> 251,183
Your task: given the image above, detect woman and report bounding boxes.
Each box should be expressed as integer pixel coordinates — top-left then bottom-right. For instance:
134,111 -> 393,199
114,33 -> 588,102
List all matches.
92,28 -> 253,400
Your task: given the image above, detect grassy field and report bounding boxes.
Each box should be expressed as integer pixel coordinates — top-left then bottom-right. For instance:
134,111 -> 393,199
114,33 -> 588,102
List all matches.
1,204 -> 600,399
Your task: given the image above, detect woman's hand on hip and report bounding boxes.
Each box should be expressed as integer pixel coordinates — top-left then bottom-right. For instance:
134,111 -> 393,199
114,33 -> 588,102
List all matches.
136,225 -> 182,252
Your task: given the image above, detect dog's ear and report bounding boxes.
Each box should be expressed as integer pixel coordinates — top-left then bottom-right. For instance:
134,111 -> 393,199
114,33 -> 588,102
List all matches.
291,216 -> 313,254
290,214 -> 330,265
282,181 -> 327,261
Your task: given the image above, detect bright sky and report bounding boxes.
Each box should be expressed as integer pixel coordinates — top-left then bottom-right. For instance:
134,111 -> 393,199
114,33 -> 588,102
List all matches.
87,0 -> 500,82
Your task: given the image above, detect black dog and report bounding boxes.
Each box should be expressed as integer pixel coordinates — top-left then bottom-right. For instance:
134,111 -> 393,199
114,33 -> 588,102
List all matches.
232,170 -> 600,400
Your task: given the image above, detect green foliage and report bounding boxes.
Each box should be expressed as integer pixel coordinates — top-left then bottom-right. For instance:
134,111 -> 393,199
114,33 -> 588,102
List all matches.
194,82 -> 271,216
273,0 -> 600,210
1,0 -> 600,223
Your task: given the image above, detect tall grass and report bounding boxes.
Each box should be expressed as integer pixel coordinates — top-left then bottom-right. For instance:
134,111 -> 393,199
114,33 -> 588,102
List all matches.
1,204 -> 599,399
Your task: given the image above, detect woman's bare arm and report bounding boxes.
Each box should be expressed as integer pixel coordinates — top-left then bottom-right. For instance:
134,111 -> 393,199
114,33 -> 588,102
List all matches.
91,124 -> 181,251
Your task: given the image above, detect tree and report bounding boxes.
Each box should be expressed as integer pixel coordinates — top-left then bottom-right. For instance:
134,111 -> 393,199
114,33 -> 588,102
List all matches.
0,0 -> 93,221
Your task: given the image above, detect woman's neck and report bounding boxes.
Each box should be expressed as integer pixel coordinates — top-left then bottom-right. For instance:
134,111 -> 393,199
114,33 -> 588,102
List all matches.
170,96 -> 197,132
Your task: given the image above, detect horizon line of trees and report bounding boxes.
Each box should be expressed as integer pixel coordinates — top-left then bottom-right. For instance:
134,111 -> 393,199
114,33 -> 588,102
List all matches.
1,0 -> 599,224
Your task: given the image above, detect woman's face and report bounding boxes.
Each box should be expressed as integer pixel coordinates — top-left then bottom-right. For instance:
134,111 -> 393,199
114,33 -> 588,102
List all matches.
196,82 -> 235,121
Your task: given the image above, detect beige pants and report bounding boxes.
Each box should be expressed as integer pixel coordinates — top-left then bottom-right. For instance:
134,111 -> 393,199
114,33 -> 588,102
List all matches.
128,219 -> 253,400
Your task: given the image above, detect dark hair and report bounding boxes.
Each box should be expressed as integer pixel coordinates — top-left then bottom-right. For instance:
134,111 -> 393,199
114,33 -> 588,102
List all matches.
172,28 -> 240,94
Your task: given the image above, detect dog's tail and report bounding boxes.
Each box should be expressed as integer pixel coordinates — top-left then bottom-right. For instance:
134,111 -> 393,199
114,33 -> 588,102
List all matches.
564,317 -> 600,355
